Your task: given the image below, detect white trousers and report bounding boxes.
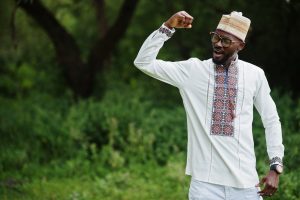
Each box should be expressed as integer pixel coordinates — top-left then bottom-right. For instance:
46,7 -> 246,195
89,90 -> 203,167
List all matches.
189,178 -> 263,200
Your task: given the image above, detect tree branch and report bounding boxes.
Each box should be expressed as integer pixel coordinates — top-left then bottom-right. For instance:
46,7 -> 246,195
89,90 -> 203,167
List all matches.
16,0 -> 92,97
17,0 -> 80,60
93,0 -> 108,37
88,0 -> 140,71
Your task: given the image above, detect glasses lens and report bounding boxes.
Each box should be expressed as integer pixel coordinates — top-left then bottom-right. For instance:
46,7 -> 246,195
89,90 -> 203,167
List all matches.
222,38 -> 231,47
211,33 -> 220,43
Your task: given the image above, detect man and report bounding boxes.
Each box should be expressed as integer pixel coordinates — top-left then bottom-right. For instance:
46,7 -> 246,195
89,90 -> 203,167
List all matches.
134,11 -> 284,200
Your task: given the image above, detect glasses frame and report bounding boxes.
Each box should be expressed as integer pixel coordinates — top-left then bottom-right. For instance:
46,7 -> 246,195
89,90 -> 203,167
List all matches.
210,32 -> 241,48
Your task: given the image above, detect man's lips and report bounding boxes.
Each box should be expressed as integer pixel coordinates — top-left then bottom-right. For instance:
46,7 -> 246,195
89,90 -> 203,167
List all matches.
213,48 -> 224,54
213,49 -> 224,59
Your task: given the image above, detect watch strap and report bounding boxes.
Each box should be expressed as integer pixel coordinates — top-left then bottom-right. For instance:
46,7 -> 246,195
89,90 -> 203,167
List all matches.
270,164 -> 283,174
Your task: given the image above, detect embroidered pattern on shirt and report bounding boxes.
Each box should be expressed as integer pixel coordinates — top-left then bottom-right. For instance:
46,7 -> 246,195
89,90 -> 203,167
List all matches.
211,65 -> 238,136
158,27 -> 174,37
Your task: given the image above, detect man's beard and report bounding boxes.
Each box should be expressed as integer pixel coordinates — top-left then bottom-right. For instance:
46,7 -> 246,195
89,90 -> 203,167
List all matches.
212,54 -> 230,65
212,54 -> 234,65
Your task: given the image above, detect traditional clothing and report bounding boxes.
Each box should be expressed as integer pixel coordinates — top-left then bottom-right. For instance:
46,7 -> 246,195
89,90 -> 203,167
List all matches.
134,24 -> 284,188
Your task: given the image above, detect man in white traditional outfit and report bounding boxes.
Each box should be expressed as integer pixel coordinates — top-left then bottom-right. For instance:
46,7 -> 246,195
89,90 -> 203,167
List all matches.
134,11 -> 284,200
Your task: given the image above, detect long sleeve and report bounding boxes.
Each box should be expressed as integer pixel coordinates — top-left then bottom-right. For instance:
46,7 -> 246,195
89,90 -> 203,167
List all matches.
134,24 -> 193,88
254,69 -> 284,165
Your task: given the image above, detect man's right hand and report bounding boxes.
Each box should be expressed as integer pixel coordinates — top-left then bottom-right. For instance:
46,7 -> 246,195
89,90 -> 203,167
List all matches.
164,11 -> 194,29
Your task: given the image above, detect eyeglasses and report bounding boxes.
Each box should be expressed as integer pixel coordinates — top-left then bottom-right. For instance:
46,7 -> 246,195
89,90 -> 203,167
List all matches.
210,32 -> 240,48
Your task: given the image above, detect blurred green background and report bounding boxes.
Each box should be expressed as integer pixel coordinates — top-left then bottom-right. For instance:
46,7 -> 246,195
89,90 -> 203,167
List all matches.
0,0 -> 299,199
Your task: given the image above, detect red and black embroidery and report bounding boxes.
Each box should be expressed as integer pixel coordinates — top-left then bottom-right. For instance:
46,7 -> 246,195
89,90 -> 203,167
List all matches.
269,156 -> 283,165
211,64 -> 238,136
158,27 -> 174,37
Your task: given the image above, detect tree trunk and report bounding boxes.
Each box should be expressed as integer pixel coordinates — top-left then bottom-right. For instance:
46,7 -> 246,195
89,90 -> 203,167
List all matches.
17,0 -> 93,97
16,0 -> 139,98
88,0 -> 139,74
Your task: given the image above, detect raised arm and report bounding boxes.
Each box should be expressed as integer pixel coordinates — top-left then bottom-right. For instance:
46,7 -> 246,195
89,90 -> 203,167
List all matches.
134,11 -> 194,88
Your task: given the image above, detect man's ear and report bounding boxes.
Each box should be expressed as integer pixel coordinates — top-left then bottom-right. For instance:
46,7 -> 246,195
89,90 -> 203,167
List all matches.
238,42 -> 245,51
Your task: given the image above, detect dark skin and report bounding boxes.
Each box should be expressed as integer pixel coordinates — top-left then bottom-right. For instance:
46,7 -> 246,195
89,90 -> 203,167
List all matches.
211,29 -> 244,67
257,170 -> 280,197
165,11 -> 281,197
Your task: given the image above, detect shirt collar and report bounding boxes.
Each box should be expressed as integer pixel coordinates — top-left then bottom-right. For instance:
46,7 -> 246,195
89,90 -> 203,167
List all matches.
216,55 -> 239,69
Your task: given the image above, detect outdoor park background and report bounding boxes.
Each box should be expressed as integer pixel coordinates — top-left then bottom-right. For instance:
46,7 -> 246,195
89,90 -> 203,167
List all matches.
0,0 -> 299,199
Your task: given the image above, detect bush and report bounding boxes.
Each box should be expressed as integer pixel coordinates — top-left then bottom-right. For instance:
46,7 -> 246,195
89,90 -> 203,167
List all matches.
0,82 -> 187,177
0,81 -> 299,199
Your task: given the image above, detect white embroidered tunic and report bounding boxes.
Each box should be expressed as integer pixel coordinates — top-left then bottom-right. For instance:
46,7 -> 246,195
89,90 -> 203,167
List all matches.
134,25 -> 284,188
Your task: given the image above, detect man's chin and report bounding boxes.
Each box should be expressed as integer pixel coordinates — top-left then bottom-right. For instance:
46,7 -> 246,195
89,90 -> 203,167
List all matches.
212,58 -> 225,65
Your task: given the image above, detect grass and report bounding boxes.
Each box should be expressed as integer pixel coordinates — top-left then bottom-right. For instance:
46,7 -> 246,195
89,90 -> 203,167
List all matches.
1,154 -> 298,200
0,157 -> 190,200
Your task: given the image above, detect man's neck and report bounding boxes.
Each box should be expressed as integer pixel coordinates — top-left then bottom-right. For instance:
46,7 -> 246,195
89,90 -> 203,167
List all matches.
224,54 -> 238,68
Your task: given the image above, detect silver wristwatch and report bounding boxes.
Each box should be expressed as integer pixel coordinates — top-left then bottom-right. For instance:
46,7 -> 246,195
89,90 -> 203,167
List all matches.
270,164 -> 283,174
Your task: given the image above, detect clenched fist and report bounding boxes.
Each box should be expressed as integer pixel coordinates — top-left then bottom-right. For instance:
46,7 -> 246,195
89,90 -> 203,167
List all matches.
164,11 -> 194,29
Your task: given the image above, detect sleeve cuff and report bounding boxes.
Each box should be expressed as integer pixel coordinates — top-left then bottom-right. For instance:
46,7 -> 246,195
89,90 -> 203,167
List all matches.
269,156 -> 283,166
158,23 -> 175,38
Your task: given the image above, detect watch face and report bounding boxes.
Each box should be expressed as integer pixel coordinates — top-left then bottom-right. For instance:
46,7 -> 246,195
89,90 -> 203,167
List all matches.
276,165 -> 283,173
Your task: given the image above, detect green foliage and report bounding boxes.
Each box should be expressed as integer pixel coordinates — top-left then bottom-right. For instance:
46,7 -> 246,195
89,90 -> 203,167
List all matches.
1,0 -> 299,97
0,0 -> 300,199
0,80 -> 186,175
0,78 -> 300,199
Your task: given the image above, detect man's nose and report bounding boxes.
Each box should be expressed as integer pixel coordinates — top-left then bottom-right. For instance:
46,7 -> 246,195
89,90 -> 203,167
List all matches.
214,40 -> 223,47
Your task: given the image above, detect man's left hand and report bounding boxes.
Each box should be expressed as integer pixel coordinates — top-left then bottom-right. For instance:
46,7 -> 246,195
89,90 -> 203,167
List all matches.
256,170 -> 280,197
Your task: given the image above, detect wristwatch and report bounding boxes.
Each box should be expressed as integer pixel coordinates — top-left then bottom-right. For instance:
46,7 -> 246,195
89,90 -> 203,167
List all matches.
270,164 -> 283,174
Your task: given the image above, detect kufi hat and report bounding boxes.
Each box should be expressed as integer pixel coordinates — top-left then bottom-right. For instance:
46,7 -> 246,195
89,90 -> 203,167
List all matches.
216,11 -> 251,42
